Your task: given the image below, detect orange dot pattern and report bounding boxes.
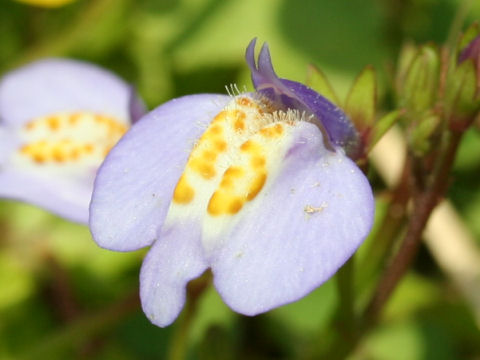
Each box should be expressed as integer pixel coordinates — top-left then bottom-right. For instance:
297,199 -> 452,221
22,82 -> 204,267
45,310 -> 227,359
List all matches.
173,105 -> 250,204
18,112 -> 127,164
207,123 -> 283,216
171,95 -> 293,217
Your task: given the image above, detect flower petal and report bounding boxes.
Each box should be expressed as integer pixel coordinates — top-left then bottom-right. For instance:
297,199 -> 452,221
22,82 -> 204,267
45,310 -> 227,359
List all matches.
0,124 -> 94,223
140,222 -> 208,327
0,169 -> 92,223
128,86 -> 147,124
209,122 -> 374,316
0,59 -> 133,127
246,39 -> 360,156
89,94 -> 230,251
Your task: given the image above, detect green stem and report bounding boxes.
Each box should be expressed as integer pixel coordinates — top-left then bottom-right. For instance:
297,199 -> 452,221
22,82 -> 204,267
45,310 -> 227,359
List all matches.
315,130 -> 463,360
167,272 -> 211,360
18,291 -> 140,360
336,256 -> 356,334
364,132 -> 462,323
357,157 -> 411,294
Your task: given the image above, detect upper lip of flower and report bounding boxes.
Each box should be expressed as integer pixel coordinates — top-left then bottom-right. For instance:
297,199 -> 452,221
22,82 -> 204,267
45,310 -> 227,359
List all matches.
246,38 -> 361,157
89,40 -> 374,327
0,58 -> 145,223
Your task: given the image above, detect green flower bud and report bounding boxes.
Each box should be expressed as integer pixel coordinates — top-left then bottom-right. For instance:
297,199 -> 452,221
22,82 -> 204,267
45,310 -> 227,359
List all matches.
401,45 -> 440,114
409,112 -> 440,156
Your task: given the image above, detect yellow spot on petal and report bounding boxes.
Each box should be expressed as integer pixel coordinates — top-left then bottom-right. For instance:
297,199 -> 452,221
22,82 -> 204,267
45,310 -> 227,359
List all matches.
212,111 -> 227,123
25,122 -> 36,131
202,150 -> 217,162
224,166 -> 245,179
47,116 -> 60,131
52,146 -> 66,162
234,118 -> 245,131
69,113 -> 81,125
251,156 -> 266,168
189,158 -> 216,179
32,153 -> 46,163
173,175 -> 195,204
209,125 -> 223,135
207,191 -> 244,215
247,172 -> 267,200
214,140 -> 227,152
84,143 -> 94,153
260,123 -> 284,138
17,111 -> 128,166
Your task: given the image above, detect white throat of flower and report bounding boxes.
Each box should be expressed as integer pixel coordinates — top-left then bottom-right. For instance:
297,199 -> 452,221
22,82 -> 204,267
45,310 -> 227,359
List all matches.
13,111 -> 127,178
165,94 -> 309,250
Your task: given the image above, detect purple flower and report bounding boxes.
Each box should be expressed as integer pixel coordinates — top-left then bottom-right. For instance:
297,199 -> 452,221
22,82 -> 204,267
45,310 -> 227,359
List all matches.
0,59 -> 145,224
89,40 -> 374,327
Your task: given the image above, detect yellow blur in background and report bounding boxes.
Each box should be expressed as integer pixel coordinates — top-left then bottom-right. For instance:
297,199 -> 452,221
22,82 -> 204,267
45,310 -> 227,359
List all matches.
15,0 -> 76,8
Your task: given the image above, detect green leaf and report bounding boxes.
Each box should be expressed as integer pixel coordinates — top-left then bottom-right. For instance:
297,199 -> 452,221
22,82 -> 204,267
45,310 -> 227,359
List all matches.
305,64 -> 340,105
366,109 -> 404,153
345,65 -> 376,131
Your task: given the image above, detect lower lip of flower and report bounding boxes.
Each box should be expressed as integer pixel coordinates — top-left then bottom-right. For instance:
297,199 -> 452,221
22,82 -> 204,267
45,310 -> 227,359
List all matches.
16,111 -> 127,167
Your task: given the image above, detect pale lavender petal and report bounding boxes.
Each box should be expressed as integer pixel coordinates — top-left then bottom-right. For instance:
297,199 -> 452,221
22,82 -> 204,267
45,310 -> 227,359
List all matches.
0,169 -> 91,223
0,126 -> 16,168
89,94 -> 230,251
0,59 -> 133,127
140,222 -> 208,327
128,86 -> 147,124
246,39 -> 360,156
210,122 -> 374,316
0,126 -> 92,223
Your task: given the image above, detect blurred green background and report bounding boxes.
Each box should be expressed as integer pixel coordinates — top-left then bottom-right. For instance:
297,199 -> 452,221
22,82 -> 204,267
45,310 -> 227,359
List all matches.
1,0 -> 480,359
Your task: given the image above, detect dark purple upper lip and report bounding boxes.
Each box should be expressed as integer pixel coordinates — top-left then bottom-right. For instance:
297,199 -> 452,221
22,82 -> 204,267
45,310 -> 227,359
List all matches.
245,38 -> 360,157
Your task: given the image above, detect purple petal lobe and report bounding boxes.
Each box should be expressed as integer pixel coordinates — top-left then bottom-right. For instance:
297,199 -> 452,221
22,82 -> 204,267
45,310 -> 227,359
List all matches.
89,94 -> 230,251
0,59 -> 133,127
246,39 -> 360,156
140,222 -> 208,327
128,86 -> 147,124
210,122 -> 373,316
0,169 -> 91,223
459,34 -> 480,63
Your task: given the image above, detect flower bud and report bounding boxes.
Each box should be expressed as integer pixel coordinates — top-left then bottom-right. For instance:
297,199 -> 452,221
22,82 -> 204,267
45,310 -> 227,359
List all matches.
445,59 -> 479,130
446,26 -> 480,130
400,45 -> 440,114
408,111 -> 440,156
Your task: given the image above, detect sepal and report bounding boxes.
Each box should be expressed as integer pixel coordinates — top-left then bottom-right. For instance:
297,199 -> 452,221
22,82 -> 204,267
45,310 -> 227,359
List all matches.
306,64 -> 340,105
445,59 -> 480,130
345,65 -> 376,133
366,109 -> 404,153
